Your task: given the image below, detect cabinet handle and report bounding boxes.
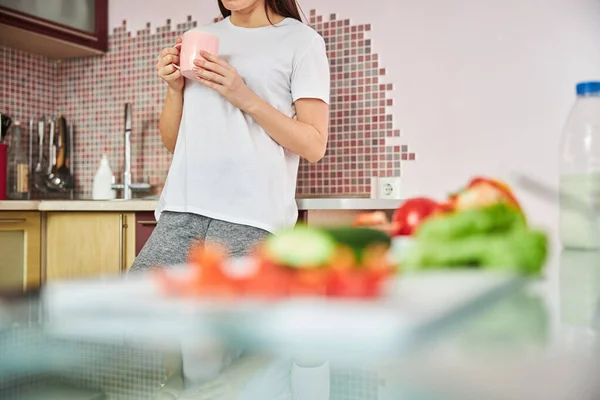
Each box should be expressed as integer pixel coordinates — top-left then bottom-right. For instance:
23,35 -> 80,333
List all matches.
119,214 -> 126,274
137,220 -> 157,226
0,218 -> 26,224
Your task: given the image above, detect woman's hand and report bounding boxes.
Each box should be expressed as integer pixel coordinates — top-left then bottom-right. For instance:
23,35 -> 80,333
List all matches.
156,38 -> 184,92
193,52 -> 257,112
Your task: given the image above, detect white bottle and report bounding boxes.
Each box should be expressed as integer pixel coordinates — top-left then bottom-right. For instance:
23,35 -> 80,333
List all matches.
559,81 -> 600,249
92,154 -> 116,200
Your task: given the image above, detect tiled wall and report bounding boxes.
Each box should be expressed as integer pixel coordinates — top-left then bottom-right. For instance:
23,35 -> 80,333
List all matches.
0,47 -> 62,199
299,10 -> 414,196
0,10 -> 415,199
56,18 -> 198,198
0,48 -> 57,123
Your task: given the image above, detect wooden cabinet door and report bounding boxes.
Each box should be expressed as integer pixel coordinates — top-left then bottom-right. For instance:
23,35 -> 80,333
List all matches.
46,212 -> 135,281
135,212 -> 157,256
0,0 -> 108,58
0,212 -> 41,292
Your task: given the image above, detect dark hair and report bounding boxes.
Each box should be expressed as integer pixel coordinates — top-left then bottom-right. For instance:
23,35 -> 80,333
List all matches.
218,0 -> 304,24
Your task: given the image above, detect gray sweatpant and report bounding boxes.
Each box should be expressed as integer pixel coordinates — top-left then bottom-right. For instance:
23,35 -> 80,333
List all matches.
130,211 -> 270,273
130,211 -> 270,387
130,211 -> 329,397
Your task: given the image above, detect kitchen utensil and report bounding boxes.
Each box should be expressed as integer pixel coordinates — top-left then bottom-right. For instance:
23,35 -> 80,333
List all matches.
33,119 -> 46,191
64,123 -> 76,190
47,116 -> 69,190
28,120 -> 34,199
0,113 -> 11,143
0,143 -> 7,200
45,118 -> 61,191
173,31 -> 220,80
47,118 -> 55,176
55,116 -> 68,172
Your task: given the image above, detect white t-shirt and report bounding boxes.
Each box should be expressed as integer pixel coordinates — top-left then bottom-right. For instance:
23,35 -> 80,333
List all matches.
156,17 -> 330,233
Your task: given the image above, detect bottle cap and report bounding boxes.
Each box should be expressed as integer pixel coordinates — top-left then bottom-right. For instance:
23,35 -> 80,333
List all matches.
576,81 -> 600,96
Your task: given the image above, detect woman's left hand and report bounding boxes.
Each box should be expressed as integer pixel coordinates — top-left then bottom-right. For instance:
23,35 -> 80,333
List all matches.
193,52 -> 257,112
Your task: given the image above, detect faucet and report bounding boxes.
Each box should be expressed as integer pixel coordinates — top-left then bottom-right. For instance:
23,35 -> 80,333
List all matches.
111,103 -> 150,199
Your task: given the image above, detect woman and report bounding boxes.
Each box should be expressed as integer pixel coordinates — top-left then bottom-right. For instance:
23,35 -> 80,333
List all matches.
131,0 -> 329,272
135,0 -> 331,398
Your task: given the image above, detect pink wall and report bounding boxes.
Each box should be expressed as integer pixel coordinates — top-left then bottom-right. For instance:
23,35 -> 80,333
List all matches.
2,4 -> 412,198
112,0 -> 600,252
109,0 -> 219,32
1,0 -> 598,248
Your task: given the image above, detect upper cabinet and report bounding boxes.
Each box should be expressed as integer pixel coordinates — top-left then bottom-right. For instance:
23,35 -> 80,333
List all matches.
0,0 -> 108,59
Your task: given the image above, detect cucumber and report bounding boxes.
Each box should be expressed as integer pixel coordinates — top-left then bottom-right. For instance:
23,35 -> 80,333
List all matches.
323,227 -> 392,262
265,225 -> 336,269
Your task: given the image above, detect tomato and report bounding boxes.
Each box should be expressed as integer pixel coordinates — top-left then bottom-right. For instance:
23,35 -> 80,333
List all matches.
242,259 -> 291,299
391,197 -> 441,236
327,269 -> 366,298
326,268 -> 388,298
362,270 -> 389,298
155,242 -> 238,298
289,269 -> 329,296
353,211 -> 389,227
157,236 -> 393,300
154,268 -> 219,298
187,242 -> 227,271
193,247 -> 231,290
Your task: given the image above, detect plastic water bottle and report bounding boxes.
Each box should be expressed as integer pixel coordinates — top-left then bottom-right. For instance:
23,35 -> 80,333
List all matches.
559,81 -> 600,250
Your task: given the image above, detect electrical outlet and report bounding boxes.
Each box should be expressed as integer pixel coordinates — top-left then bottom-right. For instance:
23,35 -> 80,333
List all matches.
378,177 -> 401,199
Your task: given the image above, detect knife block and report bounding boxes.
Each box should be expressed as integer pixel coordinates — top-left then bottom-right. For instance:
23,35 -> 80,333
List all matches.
0,143 -> 7,200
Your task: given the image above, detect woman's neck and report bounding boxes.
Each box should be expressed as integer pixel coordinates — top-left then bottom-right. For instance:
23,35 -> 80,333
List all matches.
230,4 -> 284,28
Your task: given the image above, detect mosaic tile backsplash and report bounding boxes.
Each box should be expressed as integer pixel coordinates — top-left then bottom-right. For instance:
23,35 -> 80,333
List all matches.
0,10 -> 415,198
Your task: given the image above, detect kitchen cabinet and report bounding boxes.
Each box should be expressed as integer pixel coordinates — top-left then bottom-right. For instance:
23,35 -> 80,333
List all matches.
45,212 -> 135,281
135,211 -> 157,256
0,0 -> 108,59
297,210 -> 308,224
0,211 -> 41,292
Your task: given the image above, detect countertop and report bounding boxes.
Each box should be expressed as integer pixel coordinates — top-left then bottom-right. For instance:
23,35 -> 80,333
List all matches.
380,249 -> 600,399
0,198 -> 402,212
1,249 -> 598,400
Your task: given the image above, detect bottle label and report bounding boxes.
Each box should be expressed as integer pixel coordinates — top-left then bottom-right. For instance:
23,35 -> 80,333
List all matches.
560,173 -> 600,249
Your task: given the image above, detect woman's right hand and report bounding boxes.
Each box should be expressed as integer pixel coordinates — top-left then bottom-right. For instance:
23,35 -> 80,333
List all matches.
156,38 -> 184,92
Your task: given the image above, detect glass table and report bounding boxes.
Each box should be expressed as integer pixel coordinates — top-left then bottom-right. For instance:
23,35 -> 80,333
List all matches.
0,250 -> 598,400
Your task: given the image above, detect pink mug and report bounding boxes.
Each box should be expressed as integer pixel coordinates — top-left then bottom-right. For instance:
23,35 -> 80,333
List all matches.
174,30 -> 220,80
